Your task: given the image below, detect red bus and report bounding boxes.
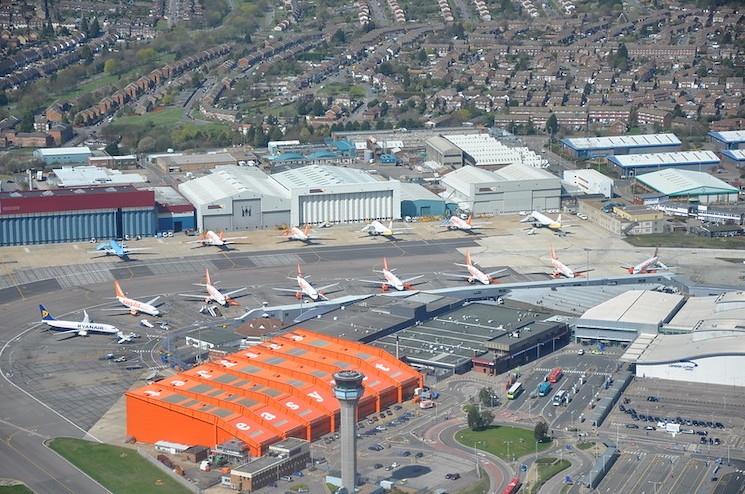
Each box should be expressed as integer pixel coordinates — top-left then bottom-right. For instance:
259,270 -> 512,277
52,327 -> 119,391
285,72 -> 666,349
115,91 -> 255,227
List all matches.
548,367 -> 563,383
501,476 -> 522,494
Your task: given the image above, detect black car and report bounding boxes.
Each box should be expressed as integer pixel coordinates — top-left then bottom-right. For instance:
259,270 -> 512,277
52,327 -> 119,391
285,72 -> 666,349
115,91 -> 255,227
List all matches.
374,463 -> 384,469
619,404 -> 626,412
697,431 -> 708,436
647,396 -> 659,402
693,420 -> 700,426
415,452 -> 424,458
714,438 -> 721,445
626,423 -> 639,429
402,451 -> 411,457
700,436 -> 707,444
707,421 -> 715,428
715,422 -> 724,429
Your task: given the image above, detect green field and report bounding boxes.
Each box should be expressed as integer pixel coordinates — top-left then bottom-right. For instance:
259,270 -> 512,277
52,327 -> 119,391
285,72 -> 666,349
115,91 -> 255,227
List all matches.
576,441 -> 595,450
625,233 -> 745,250
456,468 -> 489,494
48,438 -> 191,494
0,486 -> 34,494
455,426 -> 552,461
113,107 -> 185,127
526,457 -> 571,494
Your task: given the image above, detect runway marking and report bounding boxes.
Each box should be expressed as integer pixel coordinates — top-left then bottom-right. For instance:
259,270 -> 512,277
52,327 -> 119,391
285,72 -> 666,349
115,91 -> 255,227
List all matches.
3,431 -> 79,494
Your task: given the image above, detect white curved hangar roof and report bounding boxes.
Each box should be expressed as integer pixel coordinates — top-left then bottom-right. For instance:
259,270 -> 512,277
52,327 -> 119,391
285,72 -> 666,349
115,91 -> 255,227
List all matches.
636,332 -> 745,365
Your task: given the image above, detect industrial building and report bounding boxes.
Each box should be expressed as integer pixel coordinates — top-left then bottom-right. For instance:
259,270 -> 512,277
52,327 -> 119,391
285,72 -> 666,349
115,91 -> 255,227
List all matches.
229,438 -> 310,492
33,146 -> 92,165
560,134 -> 682,159
578,199 -> 665,235
178,165 -> 291,232
425,136 -> 463,167
635,168 -> 739,204
441,164 -> 561,214
155,152 -> 238,173
0,186 -> 155,246
146,187 -> 195,233
563,169 -> 614,198
331,127 -> 484,153
574,290 -> 685,344
51,166 -> 148,187
273,165 -> 401,226
607,150 -> 720,178
708,130 -> 745,150
721,149 -> 745,167
441,133 -> 548,169
126,329 -> 421,456
400,182 -> 446,218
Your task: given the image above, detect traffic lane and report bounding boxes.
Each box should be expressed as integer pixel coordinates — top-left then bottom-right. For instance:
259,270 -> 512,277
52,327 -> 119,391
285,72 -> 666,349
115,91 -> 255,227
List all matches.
714,472 -> 745,494
664,458 -> 707,494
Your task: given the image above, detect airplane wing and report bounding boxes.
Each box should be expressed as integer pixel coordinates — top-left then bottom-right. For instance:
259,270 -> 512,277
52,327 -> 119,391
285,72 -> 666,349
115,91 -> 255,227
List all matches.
123,247 -> 152,253
401,274 -> 424,283
520,214 -> 537,223
620,264 -> 633,269
573,268 -> 595,276
223,287 -> 247,297
82,310 -> 90,324
438,272 -> 468,279
145,296 -> 161,305
53,329 -> 81,336
316,282 -> 340,291
486,269 -> 509,277
272,287 -> 299,293
655,261 -> 671,270
357,278 -> 385,285
178,293 -> 207,300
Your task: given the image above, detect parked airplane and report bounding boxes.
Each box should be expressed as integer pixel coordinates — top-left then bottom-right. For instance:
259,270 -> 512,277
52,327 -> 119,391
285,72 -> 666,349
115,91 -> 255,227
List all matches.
188,230 -> 248,249
358,258 -> 425,291
272,264 -> 339,301
178,269 -> 247,306
440,215 -> 490,233
90,239 -> 151,260
360,220 -> 411,240
278,225 -> 328,245
440,252 -> 508,285
548,247 -> 592,279
622,248 -> 670,274
101,281 -> 161,316
521,211 -> 570,232
39,305 -> 136,343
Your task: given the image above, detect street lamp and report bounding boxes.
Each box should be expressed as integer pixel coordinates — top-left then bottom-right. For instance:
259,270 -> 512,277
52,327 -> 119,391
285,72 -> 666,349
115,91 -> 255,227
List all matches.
474,440 -> 484,479
648,480 -> 661,494
504,440 -> 513,464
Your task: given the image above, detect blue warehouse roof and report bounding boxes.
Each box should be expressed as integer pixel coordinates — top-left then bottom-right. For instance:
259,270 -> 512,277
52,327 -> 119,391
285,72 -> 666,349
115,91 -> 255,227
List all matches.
608,151 -> 719,169
708,130 -> 745,145
722,150 -> 745,162
561,134 -> 681,151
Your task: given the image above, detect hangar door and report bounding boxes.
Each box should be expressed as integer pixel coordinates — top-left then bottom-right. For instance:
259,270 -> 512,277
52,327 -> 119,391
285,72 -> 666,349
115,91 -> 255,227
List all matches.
299,191 -> 393,224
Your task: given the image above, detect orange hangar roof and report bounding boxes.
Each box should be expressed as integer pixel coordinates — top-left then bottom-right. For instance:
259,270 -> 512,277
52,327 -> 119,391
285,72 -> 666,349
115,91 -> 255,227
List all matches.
126,329 -> 422,456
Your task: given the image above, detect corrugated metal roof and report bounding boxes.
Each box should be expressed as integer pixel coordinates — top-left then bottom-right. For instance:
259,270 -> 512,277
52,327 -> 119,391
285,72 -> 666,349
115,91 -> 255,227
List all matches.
608,151 -> 719,168
580,289 -> 683,325
561,133 -> 681,151
272,165 -> 379,189
636,332 -> 745,364
178,165 -> 290,206
493,163 -> 558,181
53,166 -> 147,187
722,149 -> 745,161
708,130 -> 745,144
400,182 -> 442,202
636,168 -> 738,196
34,146 -> 91,157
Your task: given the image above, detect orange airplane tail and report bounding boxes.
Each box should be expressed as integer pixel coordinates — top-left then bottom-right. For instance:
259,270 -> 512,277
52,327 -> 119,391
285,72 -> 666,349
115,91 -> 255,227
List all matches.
467,215 -> 473,225
383,257 -> 389,271
297,263 -> 303,276
303,224 -> 310,236
205,268 -> 212,285
465,251 -> 472,266
114,281 -> 125,298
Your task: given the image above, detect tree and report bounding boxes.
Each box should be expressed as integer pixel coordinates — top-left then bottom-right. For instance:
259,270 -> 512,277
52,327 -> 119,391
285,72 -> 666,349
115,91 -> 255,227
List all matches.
534,420 -> 549,443
105,142 -> 120,156
103,58 -> 118,75
546,113 -> 559,137
81,45 -> 93,64
81,16 -> 89,36
479,387 -> 497,408
417,49 -> 428,64
0,91 -> 7,106
89,17 -> 101,37
136,47 -> 156,63
332,28 -> 346,44
465,404 -> 494,431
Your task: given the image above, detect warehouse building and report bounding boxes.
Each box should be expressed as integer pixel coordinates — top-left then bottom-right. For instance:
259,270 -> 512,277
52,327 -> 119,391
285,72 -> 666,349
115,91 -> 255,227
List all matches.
635,168 -> 739,204
0,186 -> 155,245
51,166 -> 148,187
560,134 -> 682,159
230,439 -> 311,492
442,133 -> 548,169
33,146 -> 92,165
607,150 -> 720,178
563,169 -> 614,198
146,187 -> 195,233
425,136 -> 463,167
721,149 -> 745,167
273,165 -> 400,226
441,164 -> 561,214
155,152 -> 238,173
126,329 -> 422,456
574,290 -> 685,344
708,130 -> 745,151
400,182 -> 445,218
178,165 -> 291,232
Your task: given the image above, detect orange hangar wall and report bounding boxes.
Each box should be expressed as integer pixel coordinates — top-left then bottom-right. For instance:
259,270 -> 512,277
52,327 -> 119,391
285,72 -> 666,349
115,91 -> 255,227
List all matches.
125,329 -> 422,456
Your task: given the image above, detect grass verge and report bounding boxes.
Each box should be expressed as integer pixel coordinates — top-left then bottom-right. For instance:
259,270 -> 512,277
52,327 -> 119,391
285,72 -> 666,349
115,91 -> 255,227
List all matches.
455,425 -> 552,461
48,438 -> 191,494
0,486 -> 34,494
456,467 -> 489,494
526,457 -> 570,494
625,233 -> 745,250
576,441 -> 595,450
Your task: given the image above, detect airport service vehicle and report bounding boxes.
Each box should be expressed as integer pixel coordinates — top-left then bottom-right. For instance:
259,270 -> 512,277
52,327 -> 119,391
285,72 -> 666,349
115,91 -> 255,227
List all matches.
360,220 -> 411,240
358,258 -> 425,291
187,230 -> 247,249
39,305 -> 136,343
507,382 -> 523,400
419,399 -> 434,409
548,367 -> 563,383
273,264 -> 339,301
548,247 -> 593,279
178,269 -> 247,306
520,211 -> 571,232
102,281 -> 161,317
553,390 -> 568,406
622,247 -> 672,274
441,251 -> 508,285
501,476 -> 522,494
89,239 -> 150,260
440,215 -> 490,233
278,224 -> 329,244
538,382 -> 551,397
140,319 -> 154,328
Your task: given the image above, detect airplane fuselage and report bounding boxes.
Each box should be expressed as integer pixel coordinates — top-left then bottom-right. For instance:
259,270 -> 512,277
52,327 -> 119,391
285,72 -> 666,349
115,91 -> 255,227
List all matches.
467,264 -> 491,285
43,319 -> 119,335
202,231 -> 227,246
447,217 -> 472,231
206,284 -> 228,306
383,269 -> 405,291
551,258 -> 575,278
118,296 -> 160,316
288,228 -> 309,242
630,256 -> 658,275
297,276 -> 320,300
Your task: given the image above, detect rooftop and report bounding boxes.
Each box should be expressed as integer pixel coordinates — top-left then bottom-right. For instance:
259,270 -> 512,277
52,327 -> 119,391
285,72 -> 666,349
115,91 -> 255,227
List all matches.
493,163 -> 558,181
608,150 -> 720,168
561,134 -> 681,151
636,332 -> 745,364
52,166 -> 147,187
443,134 -> 547,168
722,150 -> 745,161
708,130 -> 745,145
158,153 -> 237,166
34,146 -> 92,156
272,165 -> 381,189
636,168 -> 738,196
178,165 -> 290,207
400,182 -> 442,202
579,289 -> 684,325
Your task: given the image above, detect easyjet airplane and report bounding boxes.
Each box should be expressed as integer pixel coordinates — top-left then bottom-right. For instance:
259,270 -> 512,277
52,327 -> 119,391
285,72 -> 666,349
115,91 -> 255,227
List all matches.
273,264 -> 339,301
358,258 -> 425,291
178,269 -> 247,306
188,230 -> 247,249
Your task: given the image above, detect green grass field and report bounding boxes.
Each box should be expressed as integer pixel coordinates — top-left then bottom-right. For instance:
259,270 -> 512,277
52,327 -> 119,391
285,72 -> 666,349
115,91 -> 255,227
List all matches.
527,457 -> 570,494
576,441 -> 595,450
113,107 -> 185,127
48,438 -> 191,494
455,426 -> 552,461
0,486 -> 34,494
625,233 -> 745,250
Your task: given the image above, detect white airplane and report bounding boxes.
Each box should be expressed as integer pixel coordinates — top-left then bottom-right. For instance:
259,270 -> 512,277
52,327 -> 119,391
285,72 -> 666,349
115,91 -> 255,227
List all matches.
278,225 -> 328,245
548,247 -> 593,279
39,305 -> 136,343
622,248 -> 670,274
440,215 -> 490,233
188,230 -> 247,249
360,220 -> 411,240
178,269 -> 247,306
521,211 -> 570,232
440,252 -> 508,285
272,264 -> 339,301
358,258 -> 425,291
89,239 -> 151,260
101,281 -> 161,317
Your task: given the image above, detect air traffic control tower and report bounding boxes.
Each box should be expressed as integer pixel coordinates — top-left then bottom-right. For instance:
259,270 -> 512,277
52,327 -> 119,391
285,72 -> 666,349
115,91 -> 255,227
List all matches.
333,369 -> 365,493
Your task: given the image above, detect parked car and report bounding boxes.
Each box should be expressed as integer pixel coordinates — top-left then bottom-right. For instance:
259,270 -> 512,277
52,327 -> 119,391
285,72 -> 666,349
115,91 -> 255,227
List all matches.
626,424 -> 639,429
